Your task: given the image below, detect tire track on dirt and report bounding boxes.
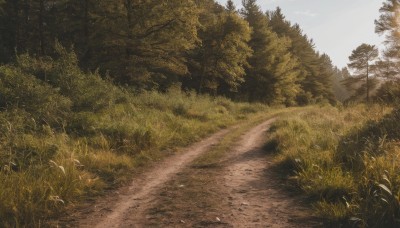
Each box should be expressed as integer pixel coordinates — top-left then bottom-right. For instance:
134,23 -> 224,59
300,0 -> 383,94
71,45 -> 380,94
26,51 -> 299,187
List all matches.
221,119 -> 320,227
77,127 -> 234,228
75,115 -> 320,227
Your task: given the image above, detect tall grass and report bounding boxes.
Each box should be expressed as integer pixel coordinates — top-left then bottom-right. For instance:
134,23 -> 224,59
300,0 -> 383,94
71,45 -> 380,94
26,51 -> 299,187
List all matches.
0,48 -> 268,227
268,104 -> 400,227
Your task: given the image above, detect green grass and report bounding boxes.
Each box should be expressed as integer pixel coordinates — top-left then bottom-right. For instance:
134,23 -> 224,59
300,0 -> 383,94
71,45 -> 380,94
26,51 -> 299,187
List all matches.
0,49 -> 269,227
0,91 -> 268,227
268,104 -> 400,227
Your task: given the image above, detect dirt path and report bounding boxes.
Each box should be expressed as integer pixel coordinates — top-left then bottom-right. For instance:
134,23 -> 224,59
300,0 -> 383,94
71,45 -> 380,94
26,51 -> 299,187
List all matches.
221,119 -> 320,227
76,127 -> 234,228
74,117 -> 320,227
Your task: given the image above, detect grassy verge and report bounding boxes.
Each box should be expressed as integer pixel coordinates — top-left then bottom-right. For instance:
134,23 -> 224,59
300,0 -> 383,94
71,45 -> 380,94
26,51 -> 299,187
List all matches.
267,104 -> 400,227
0,48 -> 268,227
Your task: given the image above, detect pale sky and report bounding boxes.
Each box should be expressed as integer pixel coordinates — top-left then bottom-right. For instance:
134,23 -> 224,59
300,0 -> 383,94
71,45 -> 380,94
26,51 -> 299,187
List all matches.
216,0 -> 385,68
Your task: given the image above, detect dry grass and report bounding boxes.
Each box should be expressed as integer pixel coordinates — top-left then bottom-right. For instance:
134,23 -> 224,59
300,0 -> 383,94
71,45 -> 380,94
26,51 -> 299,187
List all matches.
0,50 -> 270,226
268,104 -> 400,227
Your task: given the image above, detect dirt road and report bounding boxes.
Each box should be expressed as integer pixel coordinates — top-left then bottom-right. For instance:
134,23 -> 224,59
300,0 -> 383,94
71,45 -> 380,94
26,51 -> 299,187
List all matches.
221,119 -> 319,227
75,117 -> 320,227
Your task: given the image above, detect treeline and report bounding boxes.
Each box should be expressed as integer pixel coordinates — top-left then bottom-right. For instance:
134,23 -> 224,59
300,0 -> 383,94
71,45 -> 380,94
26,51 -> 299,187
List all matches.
0,0 -> 346,105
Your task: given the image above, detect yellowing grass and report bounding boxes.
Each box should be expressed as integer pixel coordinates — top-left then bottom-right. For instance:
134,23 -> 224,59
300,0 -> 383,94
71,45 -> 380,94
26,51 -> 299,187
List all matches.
0,89 -> 268,227
268,104 -> 398,227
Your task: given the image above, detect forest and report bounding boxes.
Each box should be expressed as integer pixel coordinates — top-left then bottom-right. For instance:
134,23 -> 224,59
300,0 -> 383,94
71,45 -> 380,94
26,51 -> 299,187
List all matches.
0,0 -> 351,105
0,0 -> 400,227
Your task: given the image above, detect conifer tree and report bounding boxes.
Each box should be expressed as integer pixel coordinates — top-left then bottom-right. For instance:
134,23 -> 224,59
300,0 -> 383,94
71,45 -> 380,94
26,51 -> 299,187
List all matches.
241,0 -> 301,105
344,44 -> 379,102
86,0 -> 200,89
267,7 -> 335,104
226,0 -> 236,12
375,0 -> 400,79
185,0 -> 252,95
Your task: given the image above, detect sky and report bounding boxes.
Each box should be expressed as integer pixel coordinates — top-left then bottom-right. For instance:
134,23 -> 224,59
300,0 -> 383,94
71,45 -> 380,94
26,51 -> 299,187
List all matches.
215,0 -> 385,68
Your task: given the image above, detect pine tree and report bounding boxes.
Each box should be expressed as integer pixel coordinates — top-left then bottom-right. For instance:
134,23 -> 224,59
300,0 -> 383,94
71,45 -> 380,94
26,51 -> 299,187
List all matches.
344,44 -> 379,102
185,0 -> 252,96
267,7 -> 335,104
81,0 -> 200,89
375,0 -> 400,79
241,0 -> 301,105
226,0 -> 236,12
0,0 -> 56,60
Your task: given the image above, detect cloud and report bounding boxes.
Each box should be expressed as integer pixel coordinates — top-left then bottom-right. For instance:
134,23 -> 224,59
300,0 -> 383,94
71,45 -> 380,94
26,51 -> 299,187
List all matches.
294,10 -> 317,17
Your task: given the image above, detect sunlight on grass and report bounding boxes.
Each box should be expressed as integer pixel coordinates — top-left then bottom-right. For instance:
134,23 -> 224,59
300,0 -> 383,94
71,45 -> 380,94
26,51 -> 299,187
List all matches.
268,104 -> 400,227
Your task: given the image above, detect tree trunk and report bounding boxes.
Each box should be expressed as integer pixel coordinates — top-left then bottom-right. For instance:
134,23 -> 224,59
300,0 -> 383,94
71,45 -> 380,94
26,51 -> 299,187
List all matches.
82,0 -> 91,63
38,0 -> 45,55
125,0 -> 133,58
13,0 -> 20,51
366,62 -> 369,103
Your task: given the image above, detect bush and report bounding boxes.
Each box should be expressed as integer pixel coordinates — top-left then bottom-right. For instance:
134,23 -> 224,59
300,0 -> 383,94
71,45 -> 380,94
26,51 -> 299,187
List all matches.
16,44 -> 127,112
0,65 -> 71,127
375,81 -> 400,104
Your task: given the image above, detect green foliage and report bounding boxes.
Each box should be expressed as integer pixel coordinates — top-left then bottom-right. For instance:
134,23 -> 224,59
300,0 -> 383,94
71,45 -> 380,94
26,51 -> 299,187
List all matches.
87,0 -> 200,88
268,105 -> 400,227
240,1 -> 302,105
337,108 -> 400,170
185,2 -> 252,95
344,43 -> 379,103
16,43 -> 127,112
0,50 -> 268,226
0,0 -> 339,105
0,65 -> 71,127
375,0 -> 400,78
375,80 -> 400,104
267,8 -> 335,104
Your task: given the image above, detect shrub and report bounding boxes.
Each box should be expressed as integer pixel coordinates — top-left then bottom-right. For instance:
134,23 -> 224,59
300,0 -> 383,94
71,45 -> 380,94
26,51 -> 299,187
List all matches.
0,65 -> 71,127
375,81 -> 400,104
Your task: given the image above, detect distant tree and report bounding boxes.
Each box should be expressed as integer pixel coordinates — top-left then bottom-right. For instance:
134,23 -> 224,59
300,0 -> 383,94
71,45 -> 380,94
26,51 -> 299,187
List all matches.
330,67 -> 351,102
314,54 -> 336,103
374,55 -> 399,80
344,44 -> 379,102
375,0 -> 400,78
226,0 -> 236,12
267,7 -> 335,104
185,0 -> 252,96
240,0 -> 301,105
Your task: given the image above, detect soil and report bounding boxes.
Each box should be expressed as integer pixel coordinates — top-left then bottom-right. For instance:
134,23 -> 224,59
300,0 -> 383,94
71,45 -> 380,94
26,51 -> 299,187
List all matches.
70,118 -> 322,227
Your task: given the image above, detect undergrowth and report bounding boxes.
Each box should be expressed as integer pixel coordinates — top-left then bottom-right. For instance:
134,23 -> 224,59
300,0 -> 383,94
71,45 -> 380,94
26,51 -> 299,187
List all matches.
268,104 -> 400,227
0,46 -> 268,227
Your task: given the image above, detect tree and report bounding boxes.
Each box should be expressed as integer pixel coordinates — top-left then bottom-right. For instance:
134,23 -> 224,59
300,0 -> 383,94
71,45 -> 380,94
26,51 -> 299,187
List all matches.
184,0 -> 252,96
345,44 -> 379,102
226,0 -> 236,12
330,67 -> 351,102
240,0 -> 301,105
78,0 -> 200,89
267,7 -> 336,104
375,0 -> 400,78
0,0 -> 5,14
